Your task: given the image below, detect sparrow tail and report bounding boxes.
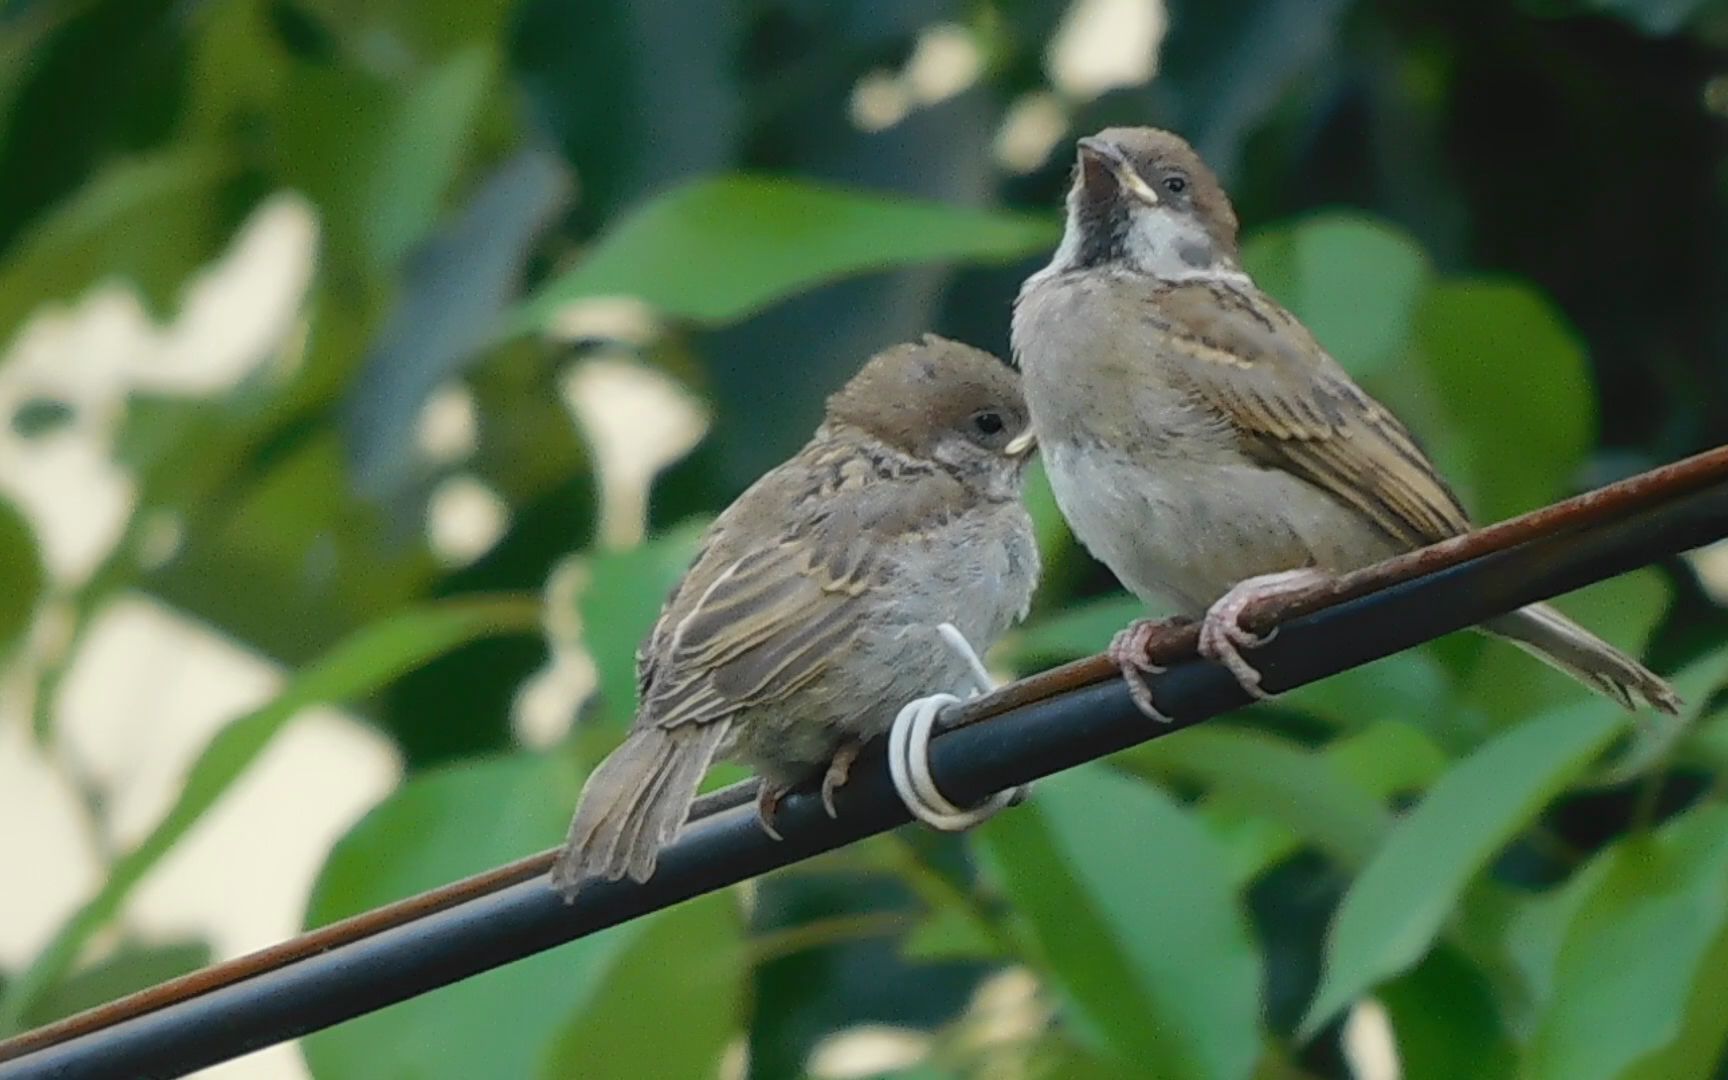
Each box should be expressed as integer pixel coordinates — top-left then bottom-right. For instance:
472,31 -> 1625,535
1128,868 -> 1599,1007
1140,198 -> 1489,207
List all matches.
550,722 -> 728,902
1481,602 -> 1681,715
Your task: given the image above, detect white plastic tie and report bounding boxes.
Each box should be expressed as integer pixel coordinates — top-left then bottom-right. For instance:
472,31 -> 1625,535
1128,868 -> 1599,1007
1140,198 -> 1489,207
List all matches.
886,623 -> 1024,831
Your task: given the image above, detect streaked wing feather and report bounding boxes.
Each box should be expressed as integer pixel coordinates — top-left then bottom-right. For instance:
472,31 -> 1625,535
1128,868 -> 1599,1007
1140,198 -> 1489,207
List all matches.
707,599 -> 862,702
1151,283 -> 1469,547
645,542 -> 860,731
637,448 -> 970,733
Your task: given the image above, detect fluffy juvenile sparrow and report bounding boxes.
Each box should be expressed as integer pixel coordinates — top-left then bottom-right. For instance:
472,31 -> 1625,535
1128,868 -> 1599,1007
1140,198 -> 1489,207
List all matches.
551,335 -> 1040,899
1012,126 -> 1679,717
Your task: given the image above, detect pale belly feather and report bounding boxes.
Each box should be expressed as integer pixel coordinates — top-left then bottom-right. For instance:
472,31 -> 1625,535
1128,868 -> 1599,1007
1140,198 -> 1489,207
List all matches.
1043,440 -> 1398,616
1016,271 -> 1403,617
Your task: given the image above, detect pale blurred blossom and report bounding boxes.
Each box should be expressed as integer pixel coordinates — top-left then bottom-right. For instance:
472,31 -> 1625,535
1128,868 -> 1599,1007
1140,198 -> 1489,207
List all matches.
850,71 -> 910,132
995,92 -> 1072,173
0,193 -> 319,585
958,966 -> 1048,1048
1687,537 -> 1728,605
426,473 -> 510,567
546,295 -> 660,347
904,24 -> 984,105
1343,999 -> 1402,1080
0,717 -> 97,969
4,592 -> 398,996
0,290 -> 142,582
416,383 -> 479,465
0,428 -> 136,585
851,23 -> 982,132
807,1026 -> 932,1079
133,193 -> 318,395
512,646 -> 598,749
560,355 -> 708,550
1049,0 -> 1168,99
512,557 -> 596,748
718,1038 -> 750,1080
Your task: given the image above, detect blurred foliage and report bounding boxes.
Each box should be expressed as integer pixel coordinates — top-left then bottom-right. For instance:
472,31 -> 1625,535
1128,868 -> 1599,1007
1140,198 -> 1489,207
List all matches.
4,0 -> 1728,1078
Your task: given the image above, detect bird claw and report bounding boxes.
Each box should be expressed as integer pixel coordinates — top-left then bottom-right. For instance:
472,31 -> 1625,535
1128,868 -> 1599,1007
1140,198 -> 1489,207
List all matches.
756,783 -> 788,841
1197,569 -> 1330,699
820,741 -> 863,819
1108,617 -> 1189,722
884,623 -> 1024,831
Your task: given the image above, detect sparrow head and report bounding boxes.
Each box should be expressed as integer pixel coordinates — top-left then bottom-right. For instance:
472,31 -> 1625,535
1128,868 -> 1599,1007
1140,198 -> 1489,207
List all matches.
1049,126 -> 1241,282
824,334 -> 1035,496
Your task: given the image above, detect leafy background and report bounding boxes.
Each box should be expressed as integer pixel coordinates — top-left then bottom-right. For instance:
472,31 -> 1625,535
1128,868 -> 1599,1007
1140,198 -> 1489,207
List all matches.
3,0 -> 1728,1078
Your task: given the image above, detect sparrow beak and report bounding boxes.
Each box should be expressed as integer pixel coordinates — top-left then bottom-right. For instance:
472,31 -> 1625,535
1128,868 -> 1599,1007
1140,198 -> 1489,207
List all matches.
1004,430 -> 1038,458
1077,137 -> 1161,207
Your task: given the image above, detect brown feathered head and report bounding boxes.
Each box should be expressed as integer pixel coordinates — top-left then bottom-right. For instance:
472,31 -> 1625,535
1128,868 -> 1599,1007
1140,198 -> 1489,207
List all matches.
1050,126 -> 1241,280
824,334 -> 1035,484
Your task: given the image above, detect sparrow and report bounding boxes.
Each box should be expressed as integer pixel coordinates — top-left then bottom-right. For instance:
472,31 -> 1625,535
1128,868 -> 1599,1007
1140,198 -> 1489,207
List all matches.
1011,126 -> 1679,718
551,335 -> 1041,899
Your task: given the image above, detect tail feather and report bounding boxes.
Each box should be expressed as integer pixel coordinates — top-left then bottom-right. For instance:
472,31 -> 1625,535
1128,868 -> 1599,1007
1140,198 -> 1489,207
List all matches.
550,722 -> 728,901
1482,602 -> 1681,715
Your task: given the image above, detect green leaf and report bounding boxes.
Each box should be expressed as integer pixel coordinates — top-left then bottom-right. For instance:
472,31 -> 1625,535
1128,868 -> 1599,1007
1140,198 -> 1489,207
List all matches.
0,495 -> 43,662
1416,280 -> 1594,524
1377,946 -> 1517,1080
303,753 -> 640,1080
1119,726 -> 1391,869
1007,594 -> 1148,667
294,0 -> 517,56
361,46 -> 496,272
510,0 -> 740,230
1301,706 -> 1628,1035
0,596 -> 539,1034
1153,0 -> 1351,182
537,891 -> 744,1080
1590,645 -> 1728,786
346,149 -> 570,503
573,521 -> 707,729
0,6 -> 66,133
1197,721 -> 1448,885
1280,650 -> 1457,732
0,147 -> 235,337
1526,805 -> 1728,1080
981,766 -> 1262,1079
1243,213 -> 1431,380
270,51 -> 494,276
1326,720 -> 1452,797
14,940 -> 211,1030
1503,849 -> 1620,1024
504,177 -> 1057,332
181,0 -> 291,138
900,903 -> 1006,963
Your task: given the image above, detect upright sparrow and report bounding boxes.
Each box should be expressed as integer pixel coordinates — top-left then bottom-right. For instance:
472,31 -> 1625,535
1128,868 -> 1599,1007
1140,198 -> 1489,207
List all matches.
1012,126 -> 1679,717
551,336 -> 1040,899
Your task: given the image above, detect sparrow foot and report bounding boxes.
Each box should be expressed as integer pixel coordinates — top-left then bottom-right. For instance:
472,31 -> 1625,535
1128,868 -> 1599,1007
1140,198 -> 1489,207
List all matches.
1107,616 -> 1191,722
885,623 -> 1025,831
756,782 -> 790,841
1198,568 -> 1330,699
821,740 -> 864,819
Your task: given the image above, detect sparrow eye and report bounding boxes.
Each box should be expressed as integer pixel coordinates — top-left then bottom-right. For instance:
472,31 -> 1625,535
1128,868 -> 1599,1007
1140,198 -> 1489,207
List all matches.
972,411 -> 1005,437
1162,174 -> 1188,195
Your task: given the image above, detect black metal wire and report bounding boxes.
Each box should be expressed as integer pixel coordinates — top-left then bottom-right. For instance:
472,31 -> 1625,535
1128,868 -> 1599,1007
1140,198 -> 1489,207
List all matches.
6,477 -> 1727,1080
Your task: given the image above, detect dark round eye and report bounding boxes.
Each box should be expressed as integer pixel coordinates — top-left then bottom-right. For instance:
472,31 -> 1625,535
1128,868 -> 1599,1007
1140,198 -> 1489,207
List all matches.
1162,174 -> 1188,195
972,411 -> 1005,437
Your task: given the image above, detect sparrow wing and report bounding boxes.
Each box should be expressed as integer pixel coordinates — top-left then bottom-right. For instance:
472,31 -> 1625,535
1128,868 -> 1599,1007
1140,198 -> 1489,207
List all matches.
1148,281 -> 1470,547
636,440 -> 972,732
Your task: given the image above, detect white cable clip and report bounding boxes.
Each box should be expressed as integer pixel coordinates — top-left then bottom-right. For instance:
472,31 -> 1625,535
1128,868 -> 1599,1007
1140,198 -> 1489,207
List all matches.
886,623 -> 1025,831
